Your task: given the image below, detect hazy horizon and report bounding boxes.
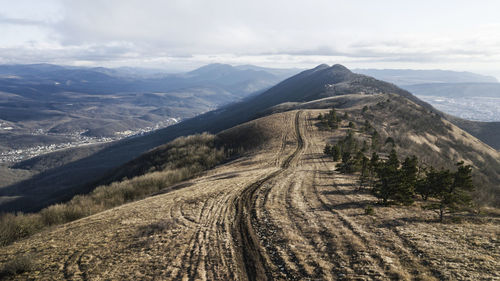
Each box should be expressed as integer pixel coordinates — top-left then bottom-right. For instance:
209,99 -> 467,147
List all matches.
1,0 -> 500,79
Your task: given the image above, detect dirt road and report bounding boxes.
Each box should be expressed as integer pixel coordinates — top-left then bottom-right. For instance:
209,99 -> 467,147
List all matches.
1,110 -> 498,280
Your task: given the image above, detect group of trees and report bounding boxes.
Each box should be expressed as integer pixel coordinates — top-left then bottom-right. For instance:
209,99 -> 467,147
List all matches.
416,162 -> 475,221
324,145 -> 475,221
322,118 -> 475,222
318,109 -> 342,129
319,107 -> 476,221
369,150 -> 418,205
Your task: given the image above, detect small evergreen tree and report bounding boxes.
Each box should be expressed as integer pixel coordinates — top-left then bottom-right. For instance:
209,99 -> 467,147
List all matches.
353,150 -> 365,171
328,109 -> 338,121
332,144 -> 341,161
372,149 -> 400,204
371,130 -> 380,150
343,130 -> 357,152
416,166 -> 434,201
363,120 -> 372,132
361,140 -> 368,152
323,144 -> 332,155
424,162 -> 475,222
424,169 -> 454,221
359,155 -> 370,189
336,151 -> 353,174
385,137 -> 395,147
397,156 -> 418,205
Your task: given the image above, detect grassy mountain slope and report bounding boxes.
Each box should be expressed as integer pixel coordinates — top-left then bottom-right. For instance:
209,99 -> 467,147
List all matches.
1,109 -> 498,280
1,64 -> 497,213
445,116 -> 500,150
0,63 -> 288,157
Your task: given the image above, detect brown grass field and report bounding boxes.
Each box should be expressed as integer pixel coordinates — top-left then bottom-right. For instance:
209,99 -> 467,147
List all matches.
0,109 -> 498,280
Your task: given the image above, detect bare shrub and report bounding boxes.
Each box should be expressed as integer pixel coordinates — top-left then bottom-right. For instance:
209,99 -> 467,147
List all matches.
137,220 -> 174,237
0,254 -> 34,277
0,213 -> 42,246
0,133 -> 229,246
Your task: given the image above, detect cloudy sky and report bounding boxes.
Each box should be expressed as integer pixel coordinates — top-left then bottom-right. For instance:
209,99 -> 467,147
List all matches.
1,0 -> 500,77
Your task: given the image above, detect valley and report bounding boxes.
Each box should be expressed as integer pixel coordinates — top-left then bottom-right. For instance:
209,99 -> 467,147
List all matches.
0,117 -> 178,164
2,1 -> 500,279
415,95 -> 500,122
0,63 -> 295,165
1,109 -> 497,280
1,64 -> 499,280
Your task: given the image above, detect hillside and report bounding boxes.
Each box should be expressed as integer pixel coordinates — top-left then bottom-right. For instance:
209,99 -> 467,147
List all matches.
1,64 -> 497,213
444,116 -> 500,150
355,69 -> 500,123
0,63 -> 289,163
1,107 -> 498,280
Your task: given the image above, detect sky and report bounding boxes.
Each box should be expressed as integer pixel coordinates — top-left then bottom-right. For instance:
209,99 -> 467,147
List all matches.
1,0 -> 500,78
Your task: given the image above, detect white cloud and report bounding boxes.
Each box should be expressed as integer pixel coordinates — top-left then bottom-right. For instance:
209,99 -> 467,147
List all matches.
0,0 -> 499,77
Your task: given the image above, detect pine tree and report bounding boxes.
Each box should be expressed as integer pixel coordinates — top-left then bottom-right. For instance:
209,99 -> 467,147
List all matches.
371,130 -> 380,150
397,156 -> 418,205
424,162 -> 475,222
359,155 -> 370,189
424,169 -> 454,221
385,137 -> 395,147
344,130 -> 357,152
361,140 -> 368,152
363,120 -> 372,132
332,144 -> 341,161
353,150 -> 365,171
449,161 -> 475,212
416,166 -> 434,201
324,108 -> 339,129
323,144 -> 332,155
336,151 -> 353,174
373,149 -> 400,204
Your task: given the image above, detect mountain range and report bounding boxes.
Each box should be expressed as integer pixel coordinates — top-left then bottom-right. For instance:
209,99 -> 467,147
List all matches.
0,64 -> 498,280
0,64 -> 498,213
0,63 -> 297,155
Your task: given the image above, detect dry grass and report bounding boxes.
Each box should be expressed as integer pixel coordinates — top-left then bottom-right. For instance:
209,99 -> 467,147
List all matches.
0,133 -> 227,246
360,94 -> 500,207
0,109 -> 498,280
0,254 -> 34,277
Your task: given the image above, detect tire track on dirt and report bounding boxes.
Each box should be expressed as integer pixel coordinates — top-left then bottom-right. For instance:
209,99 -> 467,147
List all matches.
301,112 -> 388,279
305,111 -> 442,280
63,249 -> 89,281
232,110 -> 304,281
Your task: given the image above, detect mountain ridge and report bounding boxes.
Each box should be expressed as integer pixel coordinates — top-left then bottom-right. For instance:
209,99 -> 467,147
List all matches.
1,64 -> 498,212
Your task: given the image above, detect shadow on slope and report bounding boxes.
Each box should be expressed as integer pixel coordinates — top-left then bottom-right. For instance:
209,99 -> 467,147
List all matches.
0,64 -> 439,212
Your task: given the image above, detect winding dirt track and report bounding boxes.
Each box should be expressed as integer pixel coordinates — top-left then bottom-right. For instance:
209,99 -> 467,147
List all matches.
1,110 -> 499,280
233,111 -> 304,281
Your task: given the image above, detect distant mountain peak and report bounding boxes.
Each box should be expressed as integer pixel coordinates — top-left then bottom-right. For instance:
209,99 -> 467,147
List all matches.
252,63 -> 432,111
313,64 -> 330,70
188,63 -> 234,74
330,64 -> 351,73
